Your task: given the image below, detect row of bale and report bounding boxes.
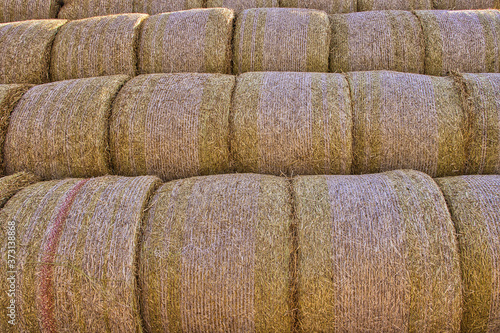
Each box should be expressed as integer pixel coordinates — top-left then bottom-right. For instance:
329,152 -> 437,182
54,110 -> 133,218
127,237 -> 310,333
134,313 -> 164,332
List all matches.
0,170 -> 498,332
2,8 -> 500,85
0,70 -> 498,181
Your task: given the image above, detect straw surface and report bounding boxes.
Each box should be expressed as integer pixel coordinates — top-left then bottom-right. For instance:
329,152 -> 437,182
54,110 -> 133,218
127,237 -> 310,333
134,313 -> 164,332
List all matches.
139,173 -> 292,332
233,8 -> 330,74
232,72 -> 352,176
0,175 -> 160,332
0,0 -> 60,23
294,170 -> 462,332
51,14 -> 146,81
4,75 -> 129,180
138,8 -> 234,75
111,73 -> 234,181
0,20 -> 66,84
348,70 -> 466,177
436,175 -> 500,332
0,172 -> 38,208
280,0 -> 356,14
358,0 -> 431,10
434,0 -> 500,9
207,0 -> 278,12
330,11 -> 424,73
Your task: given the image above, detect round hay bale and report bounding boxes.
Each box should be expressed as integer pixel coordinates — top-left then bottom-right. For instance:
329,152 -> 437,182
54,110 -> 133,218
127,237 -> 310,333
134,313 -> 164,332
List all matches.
139,173 -> 292,332
294,170 -> 462,332
207,0 -> 278,12
110,73 -> 234,181
416,10 -> 500,76
436,175 -> 500,332
4,75 -> 129,180
348,70 -> 466,177
232,72 -> 352,176
433,0 -> 500,10
0,172 -> 38,208
0,0 -> 60,23
357,0 -> 431,10
50,14 -> 147,82
0,175 -> 160,332
279,0 -> 356,14
0,20 -> 66,84
233,8 -> 330,74
138,8 -> 234,75
133,0 -> 203,15
330,11 -> 425,73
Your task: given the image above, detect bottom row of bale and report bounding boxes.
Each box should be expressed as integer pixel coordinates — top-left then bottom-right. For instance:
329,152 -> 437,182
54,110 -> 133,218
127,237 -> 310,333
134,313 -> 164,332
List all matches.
0,170 -> 498,332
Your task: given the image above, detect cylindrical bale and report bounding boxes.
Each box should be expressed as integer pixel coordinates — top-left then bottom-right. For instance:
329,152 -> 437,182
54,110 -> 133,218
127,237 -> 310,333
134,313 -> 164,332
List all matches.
416,10 -> 500,75
50,14 -> 147,81
330,11 -> 425,73
138,8 -> 234,75
0,175 -> 161,332
110,73 -> 234,181
207,0 -> 278,12
294,170 -> 462,332
357,0 -> 431,10
233,8 -> 330,74
133,0 -> 203,15
436,175 -> 500,333
0,0 -> 60,23
4,75 -> 129,180
0,20 -> 66,84
139,174 -> 292,332
279,0 -> 356,14
433,0 -> 500,10
232,72 -> 352,176
348,70 -> 466,177
0,172 -> 38,207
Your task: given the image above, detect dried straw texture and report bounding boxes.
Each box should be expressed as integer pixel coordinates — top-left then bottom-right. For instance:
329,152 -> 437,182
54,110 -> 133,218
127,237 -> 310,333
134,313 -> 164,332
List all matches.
233,8 -> 330,74
279,0 -> 356,14
207,0 -> 278,12
357,0 -> 431,10
133,0 -> 203,15
294,170 -> 462,332
0,172 -> 38,208
434,0 -> 500,10
139,174 -> 292,332
138,9 -> 234,75
51,14 -> 147,81
232,72 -> 352,176
348,71 -> 466,177
436,175 -> 500,332
4,75 -> 129,180
0,20 -> 66,84
111,73 -> 234,181
0,175 -> 160,332
0,0 -> 60,23
416,10 -> 500,76
330,11 -> 425,73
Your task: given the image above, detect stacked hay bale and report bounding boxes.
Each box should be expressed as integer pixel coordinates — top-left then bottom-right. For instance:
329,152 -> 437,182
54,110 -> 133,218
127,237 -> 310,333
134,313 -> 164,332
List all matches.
50,14 -> 146,81
233,8 -> 330,74
0,0 -> 60,22
280,0 -> 356,14
232,72 -> 352,176
4,75 -> 129,180
330,11 -> 425,73
434,0 -> 500,9
0,20 -> 66,84
0,172 -> 38,207
207,0 -> 278,12
0,175 -> 160,332
294,170 -> 462,331
436,175 -> 500,332
110,73 -> 234,181
132,0 -> 203,15
138,9 -> 234,74
357,0 -> 432,10
416,10 -> 500,75
348,70 -> 466,177
139,174 -> 292,332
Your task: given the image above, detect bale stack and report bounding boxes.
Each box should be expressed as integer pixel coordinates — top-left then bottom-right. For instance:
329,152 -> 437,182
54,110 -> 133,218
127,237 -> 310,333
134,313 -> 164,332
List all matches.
416,10 -> 500,75
138,9 -> 234,75
133,0 -> 203,15
357,0 -> 432,10
50,14 -> 147,81
294,170 -> 462,332
4,75 -> 129,180
0,175 -> 161,332
0,20 -> 66,84
233,8 -> 330,74
330,11 -> 425,73
232,72 -> 352,176
279,0 -> 356,14
207,0 -> 278,12
348,70 -> 466,177
0,172 -> 38,207
139,174 -> 292,332
0,0 -> 60,23
433,0 -> 500,9
436,175 -> 500,332
110,73 -> 234,181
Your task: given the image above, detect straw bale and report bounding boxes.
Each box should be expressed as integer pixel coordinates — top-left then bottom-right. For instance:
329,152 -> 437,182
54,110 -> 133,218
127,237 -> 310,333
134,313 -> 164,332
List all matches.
330,11 -> 424,73
358,0 -> 431,10
294,170 -> 462,332
139,173 -> 292,332
434,0 -> 500,10
233,8 -> 330,74
0,20 -> 66,84
4,75 -> 129,180
138,8 -> 234,75
0,0 -> 60,23
280,0 -> 356,14
110,73 -> 234,181
232,72 -> 352,176
0,175 -> 160,332
50,14 -> 147,82
133,0 -> 203,15
348,70 -> 466,177
0,172 -> 38,208
416,10 -> 500,75
207,0 -> 278,12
